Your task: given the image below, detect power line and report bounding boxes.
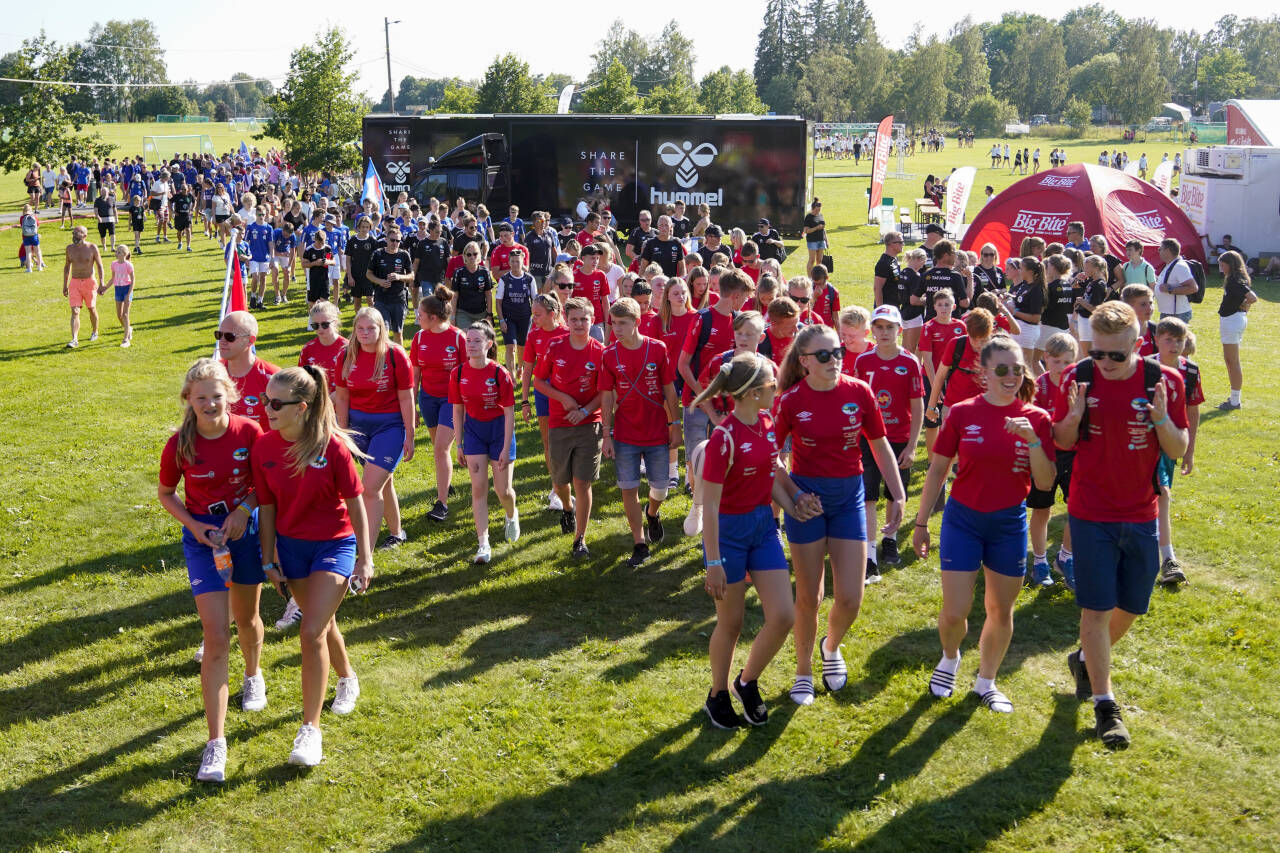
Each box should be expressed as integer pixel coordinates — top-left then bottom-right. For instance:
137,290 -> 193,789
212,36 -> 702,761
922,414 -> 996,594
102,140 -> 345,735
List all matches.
0,32 -> 282,54
0,57 -> 384,89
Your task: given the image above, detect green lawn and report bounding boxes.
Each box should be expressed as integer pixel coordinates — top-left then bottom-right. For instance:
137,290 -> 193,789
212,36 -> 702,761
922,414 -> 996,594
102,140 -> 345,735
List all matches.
2,133 -> 1279,851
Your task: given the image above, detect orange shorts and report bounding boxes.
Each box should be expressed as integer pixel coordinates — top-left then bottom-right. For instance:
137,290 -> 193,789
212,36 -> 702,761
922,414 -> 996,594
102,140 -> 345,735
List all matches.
68,277 -> 97,309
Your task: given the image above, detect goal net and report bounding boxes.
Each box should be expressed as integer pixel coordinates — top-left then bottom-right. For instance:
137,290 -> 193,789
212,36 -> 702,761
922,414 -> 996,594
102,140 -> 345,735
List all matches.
227,117 -> 264,131
142,134 -> 215,160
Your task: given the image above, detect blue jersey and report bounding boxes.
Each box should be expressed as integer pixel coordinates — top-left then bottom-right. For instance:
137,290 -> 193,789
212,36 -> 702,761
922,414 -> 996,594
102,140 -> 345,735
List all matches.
74,165 -> 90,184
502,216 -> 525,241
300,224 -> 321,248
323,226 -> 347,253
273,229 -> 297,256
499,273 -> 535,314
246,222 -> 274,262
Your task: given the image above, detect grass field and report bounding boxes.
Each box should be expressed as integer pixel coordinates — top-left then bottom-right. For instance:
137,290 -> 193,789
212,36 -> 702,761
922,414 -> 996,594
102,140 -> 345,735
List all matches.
2,131 -> 1279,851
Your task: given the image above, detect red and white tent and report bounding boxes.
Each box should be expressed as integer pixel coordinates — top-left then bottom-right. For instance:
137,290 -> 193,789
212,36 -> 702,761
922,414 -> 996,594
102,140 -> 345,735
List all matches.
960,164 -> 1205,268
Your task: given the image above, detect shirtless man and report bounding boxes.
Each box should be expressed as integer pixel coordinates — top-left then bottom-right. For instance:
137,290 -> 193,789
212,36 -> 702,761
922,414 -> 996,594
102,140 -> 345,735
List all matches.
63,226 -> 104,348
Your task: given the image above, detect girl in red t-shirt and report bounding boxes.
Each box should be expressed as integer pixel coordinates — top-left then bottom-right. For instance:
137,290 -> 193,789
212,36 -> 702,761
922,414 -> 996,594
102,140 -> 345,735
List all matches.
299,300 -> 347,392
253,365 -> 372,767
912,335 -> 1057,714
450,322 -> 517,565
411,286 -> 467,521
158,359 -> 266,783
692,352 -> 818,729
521,294 -> 568,510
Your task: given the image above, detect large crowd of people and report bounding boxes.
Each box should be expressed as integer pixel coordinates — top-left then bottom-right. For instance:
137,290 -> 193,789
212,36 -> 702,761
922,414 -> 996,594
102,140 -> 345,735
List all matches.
20,141 -> 1255,781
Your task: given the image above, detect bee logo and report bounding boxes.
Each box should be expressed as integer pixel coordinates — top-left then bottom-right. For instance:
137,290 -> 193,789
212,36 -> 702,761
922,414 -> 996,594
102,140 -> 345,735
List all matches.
658,141 -> 719,189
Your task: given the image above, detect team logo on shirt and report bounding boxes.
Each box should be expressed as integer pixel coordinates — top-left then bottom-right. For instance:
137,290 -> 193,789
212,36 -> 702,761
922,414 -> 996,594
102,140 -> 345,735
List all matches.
486,377 -> 497,386
232,447 -> 249,461
796,411 -> 813,422
766,431 -> 776,444
243,395 -> 260,407
646,363 -> 658,372
841,402 -> 860,416
445,346 -> 457,353
1130,397 -> 1150,411
962,423 -> 984,443
309,455 -> 328,469
585,361 -> 597,371
740,442 -> 754,454
876,390 -> 892,409
894,365 -> 909,375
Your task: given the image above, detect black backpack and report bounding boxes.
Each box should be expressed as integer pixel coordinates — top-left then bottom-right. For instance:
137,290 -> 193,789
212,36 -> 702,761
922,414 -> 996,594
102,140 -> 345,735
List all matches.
689,306 -> 737,378
1185,259 -> 1207,304
1074,355 -> 1165,492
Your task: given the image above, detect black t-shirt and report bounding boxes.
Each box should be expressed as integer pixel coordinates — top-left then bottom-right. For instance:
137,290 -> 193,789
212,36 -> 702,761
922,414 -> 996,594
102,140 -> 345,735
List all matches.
302,246 -> 332,287
172,192 -> 194,217
522,231 -> 556,277
804,212 -> 826,243
874,253 -> 904,308
129,203 -> 146,231
345,235 -> 379,275
1219,273 -> 1253,316
972,264 -> 1004,298
750,229 -> 783,262
670,216 -> 692,240
1012,280 -> 1045,317
1042,278 -> 1074,329
368,248 -> 413,301
94,197 -> 115,221
641,237 -> 683,276
414,236 -> 450,284
696,243 -> 727,269
283,211 -> 305,230
452,265 -> 494,315
453,231 -> 483,256
499,272 -> 535,314
1103,253 -> 1123,284
898,267 -> 924,321
627,227 -> 656,257
916,267 -> 967,322
1076,277 -> 1107,318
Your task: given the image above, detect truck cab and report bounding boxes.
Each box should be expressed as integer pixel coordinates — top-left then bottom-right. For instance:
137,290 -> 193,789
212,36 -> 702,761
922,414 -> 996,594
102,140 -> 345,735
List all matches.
412,133 -> 510,211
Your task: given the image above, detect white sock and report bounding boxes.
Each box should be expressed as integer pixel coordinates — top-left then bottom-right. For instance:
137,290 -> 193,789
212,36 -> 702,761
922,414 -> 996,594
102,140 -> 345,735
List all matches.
209,736 -> 226,746
1161,544 -> 1175,561
1058,547 -> 1072,559
1230,389 -> 1242,405
1092,692 -> 1115,704
974,675 -> 996,695
479,533 -> 489,547
1033,551 -> 1047,564
936,653 -> 960,674
1078,647 -> 1085,662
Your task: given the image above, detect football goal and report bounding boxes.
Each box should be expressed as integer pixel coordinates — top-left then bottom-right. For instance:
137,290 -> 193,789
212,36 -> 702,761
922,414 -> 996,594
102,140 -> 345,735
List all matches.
228,117 -> 267,131
142,134 -> 215,161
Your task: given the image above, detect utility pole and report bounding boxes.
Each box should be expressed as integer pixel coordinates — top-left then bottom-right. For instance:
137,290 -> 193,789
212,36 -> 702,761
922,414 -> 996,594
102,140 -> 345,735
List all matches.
384,18 -> 400,113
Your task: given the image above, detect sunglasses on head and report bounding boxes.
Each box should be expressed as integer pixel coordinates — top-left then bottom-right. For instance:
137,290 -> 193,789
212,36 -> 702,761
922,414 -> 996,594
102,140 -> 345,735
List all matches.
1089,349 -> 1129,363
991,363 -> 1026,377
214,331 -> 246,342
264,396 -> 302,411
805,347 -> 844,363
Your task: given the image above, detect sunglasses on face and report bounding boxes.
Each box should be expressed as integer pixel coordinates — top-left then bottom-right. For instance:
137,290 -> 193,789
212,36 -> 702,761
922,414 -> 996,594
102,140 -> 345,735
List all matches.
214,331 -> 246,342
794,296 -> 810,304
465,252 -> 479,257
1089,349 -> 1129,363
991,363 -> 1026,377
264,397 -> 302,411
314,320 -> 333,329
804,348 -> 844,363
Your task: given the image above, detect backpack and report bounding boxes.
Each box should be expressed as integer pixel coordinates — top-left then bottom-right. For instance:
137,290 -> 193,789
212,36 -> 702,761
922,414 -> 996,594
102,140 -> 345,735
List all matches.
1184,259 -> 1206,304
1073,355 -> 1164,492
20,214 -> 37,237
1181,358 -> 1201,403
688,307 -> 737,378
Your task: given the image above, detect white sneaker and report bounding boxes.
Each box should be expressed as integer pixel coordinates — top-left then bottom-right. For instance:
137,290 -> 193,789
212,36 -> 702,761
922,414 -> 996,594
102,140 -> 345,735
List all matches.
504,511 -> 520,543
547,490 -> 563,511
474,542 -> 492,564
683,504 -> 703,537
66,339 -> 78,349
242,672 -> 267,711
120,339 -> 131,348
275,598 -> 302,630
288,723 -> 323,766
193,640 -> 205,663
331,675 -> 360,715
196,737 -> 227,782
89,332 -> 98,342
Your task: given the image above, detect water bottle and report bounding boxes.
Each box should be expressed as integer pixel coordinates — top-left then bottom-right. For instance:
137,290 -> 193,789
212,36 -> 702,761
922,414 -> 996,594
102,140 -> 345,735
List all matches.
209,530 -> 233,588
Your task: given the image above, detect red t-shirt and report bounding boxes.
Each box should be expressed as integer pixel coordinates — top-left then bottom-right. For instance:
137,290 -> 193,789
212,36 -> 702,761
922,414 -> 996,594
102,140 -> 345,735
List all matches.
576,229 -> 597,247
659,311 -> 696,380
702,413 -> 779,515
251,432 -> 364,540
1138,321 -> 1157,357
599,335 -> 674,446
224,358 -> 280,433
638,309 -> 661,338
534,336 -> 605,428
995,312 -> 1012,332
939,336 -> 985,406
919,318 -> 967,373
853,349 -> 924,443
762,328 -> 794,366
572,270 -> 609,322
813,283 -> 841,327
680,308 -> 735,404
410,326 -> 467,398
489,243 -> 520,278
334,345 -> 413,414
741,263 -> 761,284
841,340 -> 873,376
299,336 -> 347,392
1176,357 -> 1205,406
797,308 -> 822,326
448,360 -> 515,422
523,323 -> 568,366
159,415 -> 263,515
1033,371 -> 1066,414
933,395 -> 1056,512
1053,361 -> 1188,522
776,374 -> 887,478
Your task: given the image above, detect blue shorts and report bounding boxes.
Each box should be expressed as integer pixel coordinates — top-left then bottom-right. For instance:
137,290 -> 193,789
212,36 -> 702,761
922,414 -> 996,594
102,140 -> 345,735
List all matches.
418,390 -> 454,430
374,297 -> 406,336
181,511 -> 265,596
350,408 -> 405,473
939,498 -> 1028,577
503,312 -> 531,346
614,440 -> 670,490
534,389 -> 549,418
22,234 -> 39,247
785,473 -> 867,544
462,415 -> 515,461
1156,452 -> 1175,489
1068,517 -> 1159,614
705,505 -> 788,584
807,239 -> 828,251
276,533 -> 357,580
114,285 -> 133,302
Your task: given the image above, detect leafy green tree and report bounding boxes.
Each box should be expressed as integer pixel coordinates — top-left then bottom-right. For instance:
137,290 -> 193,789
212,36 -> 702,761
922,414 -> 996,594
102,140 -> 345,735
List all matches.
1060,4 -> 1126,68
645,72 -> 700,115
578,59 -> 642,114
1070,53 -> 1120,106
637,22 -> 696,92
964,94 -> 1016,135
133,87 -> 192,119
946,19 -> 991,121
436,83 -> 478,114
262,27 -> 367,174
795,49 -> 856,120
698,67 -> 735,113
758,72 -> 799,115
1197,49 -> 1256,102
1063,96 -> 1093,132
0,34 -> 112,172
727,70 -> 768,114
72,20 -> 168,121
829,0 -> 876,60
755,0 -> 804,97
476,54 -> 552,113
894,36 -> 950,126
1108,21 -> 1166,123
590,20 -> 651,90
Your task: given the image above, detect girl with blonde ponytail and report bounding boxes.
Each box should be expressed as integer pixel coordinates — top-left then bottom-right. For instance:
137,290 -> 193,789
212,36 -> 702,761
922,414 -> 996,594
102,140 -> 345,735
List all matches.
252,365 -> 372,768
158,358 -> 267,783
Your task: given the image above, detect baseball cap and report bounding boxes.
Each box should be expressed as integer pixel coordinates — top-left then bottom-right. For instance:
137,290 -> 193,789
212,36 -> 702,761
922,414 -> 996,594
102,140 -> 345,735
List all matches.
705,224 -> 723,238
757,218 -> 770,227
871,305 -> 903,326
924,223 -> 945,235
324,214 -> 337,224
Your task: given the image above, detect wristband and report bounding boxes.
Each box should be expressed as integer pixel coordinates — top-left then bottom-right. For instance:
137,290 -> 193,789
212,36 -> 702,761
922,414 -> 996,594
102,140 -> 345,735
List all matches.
669,421 -> 681,426
262,561 -> 279,573
1027,439 -> 1042,449
1150,414 -> 1168,428
914,521 -> 929,528
704,558 -> 723,567
236,502 -> 253,517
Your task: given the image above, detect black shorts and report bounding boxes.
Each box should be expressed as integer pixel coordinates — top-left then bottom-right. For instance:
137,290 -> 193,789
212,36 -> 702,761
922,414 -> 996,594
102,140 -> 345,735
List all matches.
350,268 -> 374,298
307,276 -> 332,303
215,213 -> 230,224
62,203 -> 73,215
149,198 -> 162,212
1026,450 -> 1074,509
98,222 -> 115,237
861,437 -> 913,503
175,215 -> 191,231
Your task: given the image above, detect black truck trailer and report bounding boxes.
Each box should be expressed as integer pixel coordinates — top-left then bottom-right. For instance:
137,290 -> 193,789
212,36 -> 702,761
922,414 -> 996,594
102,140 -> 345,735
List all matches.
362,113 -> 811,233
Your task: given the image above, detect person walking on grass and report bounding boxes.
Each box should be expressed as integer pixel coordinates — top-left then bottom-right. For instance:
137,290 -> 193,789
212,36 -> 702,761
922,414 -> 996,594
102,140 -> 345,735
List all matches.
217,311 -> 280,434
520,293 -> 569,512
253,366 -> 372,767
1027,333 -> 1079,589
696,353 -> 820,729
1152,318 -> 1203,586
62,225 -> 103,349
411,287 -> 468,523
1053,301 -> 1188,749
1215,251 -> 1256,412
105,245 -> 135,348
158,359 -> 268,783
450,322 -> 518,564
19,204 -> 44,273
913,335 -> 1056,714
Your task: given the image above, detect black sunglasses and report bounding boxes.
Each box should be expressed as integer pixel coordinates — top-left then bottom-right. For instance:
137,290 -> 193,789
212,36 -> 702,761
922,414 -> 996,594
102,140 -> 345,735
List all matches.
804,348 -> 844,363
992,363 -> 1026,377
794,296 -> 811,304
1089,349 -> 1129,363
464,252 -> 480,257
264,397 -> 303,411
214,331 -> 247,342
315,320 -> 333,329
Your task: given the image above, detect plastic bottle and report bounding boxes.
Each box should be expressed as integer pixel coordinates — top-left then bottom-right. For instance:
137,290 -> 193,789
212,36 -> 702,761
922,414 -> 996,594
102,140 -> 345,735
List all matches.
209,530 -> 233,588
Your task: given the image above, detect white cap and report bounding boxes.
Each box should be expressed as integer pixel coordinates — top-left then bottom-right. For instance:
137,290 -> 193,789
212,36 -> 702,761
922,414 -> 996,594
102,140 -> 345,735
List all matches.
871,305 -> 903,326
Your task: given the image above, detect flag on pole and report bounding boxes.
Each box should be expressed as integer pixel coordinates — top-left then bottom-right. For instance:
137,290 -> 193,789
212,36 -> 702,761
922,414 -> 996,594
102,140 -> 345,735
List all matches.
362,158 -> 387,217
214,248 -> 249,356
943,166 -> 977,235
868,115 -> 894,216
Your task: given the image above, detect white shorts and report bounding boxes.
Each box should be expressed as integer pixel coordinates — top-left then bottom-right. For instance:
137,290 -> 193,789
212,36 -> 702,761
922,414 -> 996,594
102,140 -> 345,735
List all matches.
272,255 -> 290,269
1013,323 -> 1041,350
1037,324 -> 1067,349
249,260 -> 271,274
1076,316 -> 1094,342
902,314 -> 924,330
328,264 -> 341,281
1220,311 -> 1248,346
